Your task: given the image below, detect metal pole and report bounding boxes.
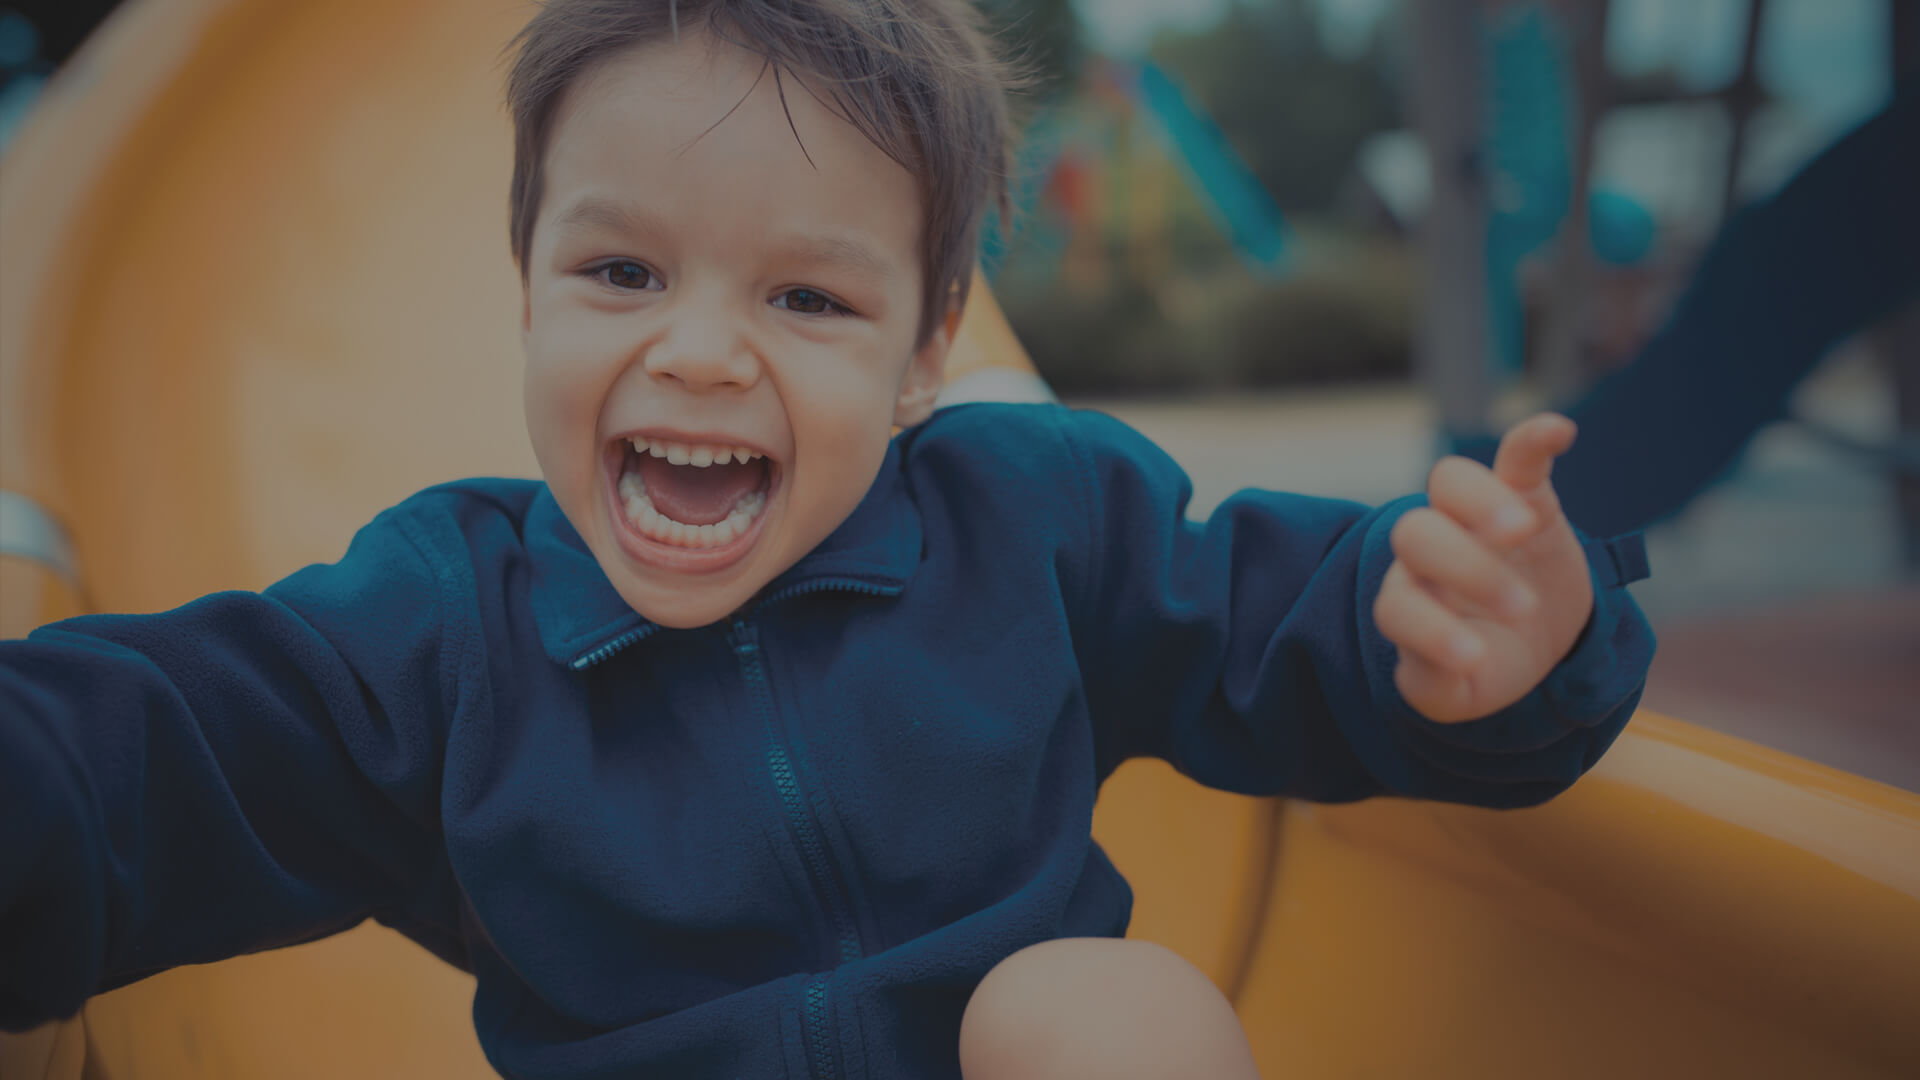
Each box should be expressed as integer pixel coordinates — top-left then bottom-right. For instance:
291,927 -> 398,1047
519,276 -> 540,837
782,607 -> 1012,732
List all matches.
1721,0 -> 1768,219
1409,0 -> 1493,441
1886,0 -> 1920,569
1536,0 -> 1610,406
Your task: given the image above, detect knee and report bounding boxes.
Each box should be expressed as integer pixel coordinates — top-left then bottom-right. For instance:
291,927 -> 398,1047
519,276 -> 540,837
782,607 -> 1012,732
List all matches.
958,938 -> 1260,1080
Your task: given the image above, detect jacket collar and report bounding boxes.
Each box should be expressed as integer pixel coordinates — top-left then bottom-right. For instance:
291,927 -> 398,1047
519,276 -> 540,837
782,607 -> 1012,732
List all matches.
527,440 -> 922,667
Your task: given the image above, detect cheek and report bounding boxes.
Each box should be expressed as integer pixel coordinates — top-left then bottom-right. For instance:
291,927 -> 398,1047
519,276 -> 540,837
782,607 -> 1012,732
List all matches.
789,344 -> 898,432
782,348 -> 906,506
522,323 -> 618,492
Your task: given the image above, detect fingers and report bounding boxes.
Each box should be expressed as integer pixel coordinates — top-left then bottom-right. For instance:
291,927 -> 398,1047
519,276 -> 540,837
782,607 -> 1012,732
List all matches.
1373,561 -> 1487,673
1389,507 -> 1538,620
1427,455 -> 1536,547
1385,412 -> 1579,719
1393,649 -> 1475,723
1490,413 -> 1576,496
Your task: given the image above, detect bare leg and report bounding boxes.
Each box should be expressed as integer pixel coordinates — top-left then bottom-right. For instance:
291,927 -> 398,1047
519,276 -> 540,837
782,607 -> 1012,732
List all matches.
958,938 -> 1261,1079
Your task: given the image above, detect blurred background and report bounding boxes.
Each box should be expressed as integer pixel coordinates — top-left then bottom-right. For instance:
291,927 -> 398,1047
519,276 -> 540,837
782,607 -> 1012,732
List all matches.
1,0 -> 1914,788
972,0 -> 1920,791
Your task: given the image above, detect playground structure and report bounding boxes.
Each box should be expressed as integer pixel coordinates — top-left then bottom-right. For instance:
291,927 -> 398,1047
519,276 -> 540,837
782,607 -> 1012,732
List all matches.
986,55 -> 1291,297
1410,0 -> 1920,447
0,0 -> 1917,1077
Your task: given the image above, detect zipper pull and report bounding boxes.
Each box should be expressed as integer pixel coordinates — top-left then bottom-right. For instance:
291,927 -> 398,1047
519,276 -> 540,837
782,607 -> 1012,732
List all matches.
730,616 -> 757,655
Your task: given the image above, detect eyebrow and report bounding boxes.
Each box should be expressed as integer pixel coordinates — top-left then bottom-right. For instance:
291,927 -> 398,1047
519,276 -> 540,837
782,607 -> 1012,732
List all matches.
554,195 -> 669,239
553,195 -> 897,284
785,234 -> 897,285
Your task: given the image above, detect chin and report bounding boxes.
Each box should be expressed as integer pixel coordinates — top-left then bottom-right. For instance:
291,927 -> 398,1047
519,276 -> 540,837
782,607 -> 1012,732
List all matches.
621,583 -> 751,630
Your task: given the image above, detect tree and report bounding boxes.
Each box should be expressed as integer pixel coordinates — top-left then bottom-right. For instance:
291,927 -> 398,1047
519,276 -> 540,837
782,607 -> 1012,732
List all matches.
1149,0 -> 1399,213
976,0 -> 1084,100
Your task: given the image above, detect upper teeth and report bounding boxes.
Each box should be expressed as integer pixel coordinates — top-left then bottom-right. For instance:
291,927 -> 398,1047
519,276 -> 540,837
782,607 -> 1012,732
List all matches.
629,437 -> 762,467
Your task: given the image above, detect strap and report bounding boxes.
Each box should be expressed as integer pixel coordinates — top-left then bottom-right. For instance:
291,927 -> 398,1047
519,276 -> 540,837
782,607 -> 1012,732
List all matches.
1583,531 -> 1650,589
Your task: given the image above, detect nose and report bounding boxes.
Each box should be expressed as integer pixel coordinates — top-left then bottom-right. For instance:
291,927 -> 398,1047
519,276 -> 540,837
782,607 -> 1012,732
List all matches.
643,302 -> 761,392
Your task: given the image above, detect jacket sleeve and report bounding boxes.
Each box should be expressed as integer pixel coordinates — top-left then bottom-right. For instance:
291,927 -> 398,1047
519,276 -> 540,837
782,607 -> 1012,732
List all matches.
1055,408 -> 1655,806
0,505 -> 466,1030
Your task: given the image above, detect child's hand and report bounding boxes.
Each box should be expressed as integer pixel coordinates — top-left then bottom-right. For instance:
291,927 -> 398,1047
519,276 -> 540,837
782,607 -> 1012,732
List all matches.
1373,413 -> 1593,723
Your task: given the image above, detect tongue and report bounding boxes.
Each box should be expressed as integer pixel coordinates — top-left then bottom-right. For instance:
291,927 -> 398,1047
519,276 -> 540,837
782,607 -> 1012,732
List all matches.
637,455 -> 765,525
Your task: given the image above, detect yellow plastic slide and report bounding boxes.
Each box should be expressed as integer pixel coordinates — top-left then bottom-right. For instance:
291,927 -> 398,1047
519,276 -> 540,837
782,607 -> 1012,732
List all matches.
1,1 -> 1916,1077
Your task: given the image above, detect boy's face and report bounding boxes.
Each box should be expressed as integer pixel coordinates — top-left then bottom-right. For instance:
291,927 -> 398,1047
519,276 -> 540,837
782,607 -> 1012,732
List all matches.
521,33 -> 949,629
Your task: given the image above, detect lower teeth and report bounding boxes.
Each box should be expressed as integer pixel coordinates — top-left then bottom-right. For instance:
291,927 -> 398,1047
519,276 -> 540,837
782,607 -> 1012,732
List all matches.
618,471 -> 765,549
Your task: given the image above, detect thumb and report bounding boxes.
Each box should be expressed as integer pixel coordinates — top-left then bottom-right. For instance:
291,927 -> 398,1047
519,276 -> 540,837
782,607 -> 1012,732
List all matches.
1492,413 -> 1576,503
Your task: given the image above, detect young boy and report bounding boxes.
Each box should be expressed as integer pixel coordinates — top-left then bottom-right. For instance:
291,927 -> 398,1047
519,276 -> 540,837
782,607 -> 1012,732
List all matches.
0,1 -> 1653,1077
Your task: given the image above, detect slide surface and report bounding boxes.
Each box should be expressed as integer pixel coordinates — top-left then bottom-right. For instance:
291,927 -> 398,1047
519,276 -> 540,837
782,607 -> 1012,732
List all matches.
1,1 -> 1916,1076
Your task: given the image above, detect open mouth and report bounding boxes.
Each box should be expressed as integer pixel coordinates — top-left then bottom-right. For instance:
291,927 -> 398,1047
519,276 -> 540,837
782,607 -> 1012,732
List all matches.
604,434 -> 777,569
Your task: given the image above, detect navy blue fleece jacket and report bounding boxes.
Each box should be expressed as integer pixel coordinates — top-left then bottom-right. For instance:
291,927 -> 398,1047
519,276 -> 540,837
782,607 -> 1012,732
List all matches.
0,403 -> 1653,1079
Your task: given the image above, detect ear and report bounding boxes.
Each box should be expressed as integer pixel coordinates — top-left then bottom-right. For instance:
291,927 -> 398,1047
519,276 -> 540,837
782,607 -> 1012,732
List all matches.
892,305 -> 957,428
521,284 -> 534,340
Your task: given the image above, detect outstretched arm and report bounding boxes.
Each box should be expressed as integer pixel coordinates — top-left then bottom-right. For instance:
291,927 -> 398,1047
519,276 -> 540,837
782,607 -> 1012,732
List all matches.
0,507 -> 463,1030
1063,408 -> 1652,807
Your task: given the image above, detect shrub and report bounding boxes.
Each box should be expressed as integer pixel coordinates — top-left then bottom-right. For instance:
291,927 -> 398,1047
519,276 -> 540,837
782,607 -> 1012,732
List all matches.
999,240 -> 1415,395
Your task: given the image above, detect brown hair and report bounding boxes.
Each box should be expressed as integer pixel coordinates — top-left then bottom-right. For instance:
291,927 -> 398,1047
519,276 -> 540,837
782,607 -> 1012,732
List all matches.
506,0 -> 1014,344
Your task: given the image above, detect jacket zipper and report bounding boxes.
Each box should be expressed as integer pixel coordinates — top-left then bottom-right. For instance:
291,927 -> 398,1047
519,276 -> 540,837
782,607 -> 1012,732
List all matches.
731,610 -> 871,1080
568,623 -> 661,670
568,576 -> 897,670
574,575 -> 901,1078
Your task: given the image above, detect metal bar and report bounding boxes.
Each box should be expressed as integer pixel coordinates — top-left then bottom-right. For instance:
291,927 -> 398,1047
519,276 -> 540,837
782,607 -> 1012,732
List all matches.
1721,0 -> 1769,218
1408,0 -> 1493,440
1537,0 -> 1612,406
0,490 -> 80,584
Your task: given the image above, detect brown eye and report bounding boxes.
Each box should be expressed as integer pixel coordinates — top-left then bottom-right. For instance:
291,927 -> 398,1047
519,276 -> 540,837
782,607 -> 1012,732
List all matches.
603,261 -> 654,290
777,288 -> 839,315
